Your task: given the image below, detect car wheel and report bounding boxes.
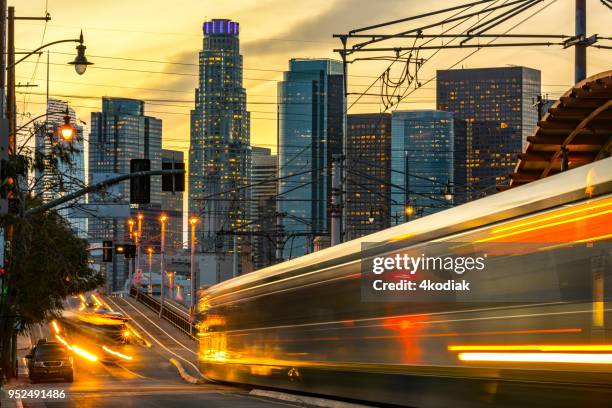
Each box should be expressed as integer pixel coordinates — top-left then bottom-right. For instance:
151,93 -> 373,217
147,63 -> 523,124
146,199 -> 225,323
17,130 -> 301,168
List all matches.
65,373 -> 74,382
30,377 -> 37,384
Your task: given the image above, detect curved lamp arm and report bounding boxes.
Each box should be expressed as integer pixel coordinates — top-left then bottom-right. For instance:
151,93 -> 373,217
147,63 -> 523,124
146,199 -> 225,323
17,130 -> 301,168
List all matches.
8,38 -> 80,69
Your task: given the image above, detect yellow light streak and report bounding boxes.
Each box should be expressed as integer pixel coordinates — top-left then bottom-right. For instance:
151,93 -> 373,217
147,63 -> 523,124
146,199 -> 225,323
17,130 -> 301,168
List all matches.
450,344 -> 612,352
51,320 -> 60,334
78,294 -> 86,302
575,232 -> 612,243
475,209 -> 612,243
79,302 -> 86,311
458,352 -> 612,364
55,335 -> 72,350
491,200 -> 612,234
71,345 -> 98,362
91,294 -> 103,306
102,345 -> 134,361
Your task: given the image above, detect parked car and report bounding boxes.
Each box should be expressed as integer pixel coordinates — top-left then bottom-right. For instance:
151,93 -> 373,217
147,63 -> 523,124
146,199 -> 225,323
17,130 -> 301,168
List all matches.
26,339 -> 73,383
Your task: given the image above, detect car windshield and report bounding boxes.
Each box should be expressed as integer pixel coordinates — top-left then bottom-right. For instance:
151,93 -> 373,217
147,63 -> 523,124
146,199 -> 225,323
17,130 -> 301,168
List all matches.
36,347 -> 68,359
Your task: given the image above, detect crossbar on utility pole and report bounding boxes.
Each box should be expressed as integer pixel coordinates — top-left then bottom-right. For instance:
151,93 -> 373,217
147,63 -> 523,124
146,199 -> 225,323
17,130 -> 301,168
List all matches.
24,169 -> 185,217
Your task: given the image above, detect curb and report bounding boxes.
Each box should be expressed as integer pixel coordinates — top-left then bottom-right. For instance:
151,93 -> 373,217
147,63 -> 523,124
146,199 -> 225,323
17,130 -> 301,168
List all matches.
169,358 -> 202,384
249,389 -> 374,408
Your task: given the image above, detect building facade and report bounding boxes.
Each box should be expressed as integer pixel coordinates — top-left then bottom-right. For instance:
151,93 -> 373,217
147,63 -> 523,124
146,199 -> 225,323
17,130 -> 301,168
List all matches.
345,113 -> 392,239
391,110 -> 466,223
88,97 -> 162,292
189,19 -> 251,280
162,149 -> 184,252
437,66 -> 541,199
277,58 -> 343,259
34,99 -> 87,238
250,146 -> 277,269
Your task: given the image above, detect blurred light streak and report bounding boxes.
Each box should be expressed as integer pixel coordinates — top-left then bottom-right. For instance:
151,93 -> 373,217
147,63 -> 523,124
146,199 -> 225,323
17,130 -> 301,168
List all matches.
576,232 -> 612,243
102,345 -> 134,361
71,345 -> 99,362
476,209 -> 612,243
490,199 -> 612,234
79,302 -> 86,311
51,320 -> 60,334
458,352 -> 612,364
450,344 -> 612,351
79,294 -> 86,303
55,335 -> 72,350
91,294 -> 103,306
389,233 -> 415,242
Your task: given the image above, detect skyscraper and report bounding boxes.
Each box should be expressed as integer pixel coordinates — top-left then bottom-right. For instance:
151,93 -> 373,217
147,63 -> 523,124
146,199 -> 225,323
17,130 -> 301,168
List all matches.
277,58 -> 343,259
437,66 -> 541,198
250,146 -> 277,269
88,97 -> 162,291
34,99 -> 87,238
391,110 -> 466,222
162,149 -> 184,252
345,113 -> 391,239
189,19 -> 251,279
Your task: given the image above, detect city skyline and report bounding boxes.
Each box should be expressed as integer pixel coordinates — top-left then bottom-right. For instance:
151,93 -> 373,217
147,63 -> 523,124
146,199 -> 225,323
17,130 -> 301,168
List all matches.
14,0 -> 611,159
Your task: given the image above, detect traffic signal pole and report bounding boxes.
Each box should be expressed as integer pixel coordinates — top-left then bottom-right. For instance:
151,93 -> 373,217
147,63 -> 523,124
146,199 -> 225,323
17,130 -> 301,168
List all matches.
24,168 -> 185,217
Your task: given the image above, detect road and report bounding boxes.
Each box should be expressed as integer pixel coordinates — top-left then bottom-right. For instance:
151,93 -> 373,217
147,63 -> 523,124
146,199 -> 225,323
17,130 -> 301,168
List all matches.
0,295 -> 298,408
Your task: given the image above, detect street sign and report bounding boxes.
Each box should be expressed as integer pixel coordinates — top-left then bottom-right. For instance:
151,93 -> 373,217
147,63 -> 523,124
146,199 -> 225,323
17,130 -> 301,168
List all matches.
134,268 -> 143,285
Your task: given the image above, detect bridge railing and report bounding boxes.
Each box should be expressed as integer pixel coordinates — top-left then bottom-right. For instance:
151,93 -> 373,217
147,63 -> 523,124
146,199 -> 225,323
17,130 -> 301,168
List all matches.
129,287 -> 196,340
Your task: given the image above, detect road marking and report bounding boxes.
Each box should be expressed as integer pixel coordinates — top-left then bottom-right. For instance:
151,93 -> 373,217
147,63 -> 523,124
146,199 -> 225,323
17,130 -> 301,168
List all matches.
113,296 -> 197,356
104,296 -> 208,381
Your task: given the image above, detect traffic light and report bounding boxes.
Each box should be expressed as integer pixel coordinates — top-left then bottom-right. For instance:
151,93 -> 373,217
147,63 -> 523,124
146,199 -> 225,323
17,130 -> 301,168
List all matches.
115,244 -> 136,259
162,161 -> 185,192
102,240 -> 113,262
130,159 -> 150,204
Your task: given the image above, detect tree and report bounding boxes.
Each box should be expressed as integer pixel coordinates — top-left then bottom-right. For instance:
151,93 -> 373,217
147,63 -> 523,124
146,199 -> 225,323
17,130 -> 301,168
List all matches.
0,198 -> 103,380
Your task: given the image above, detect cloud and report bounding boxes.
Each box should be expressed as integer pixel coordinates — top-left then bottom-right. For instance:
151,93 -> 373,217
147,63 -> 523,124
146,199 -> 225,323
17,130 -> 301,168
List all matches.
242,0 -> 410,57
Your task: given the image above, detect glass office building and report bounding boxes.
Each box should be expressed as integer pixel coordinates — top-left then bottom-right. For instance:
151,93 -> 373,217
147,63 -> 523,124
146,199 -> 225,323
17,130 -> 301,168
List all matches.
189,19 -> 251,277
437,66 -> 540,198
34,99 -> 87,239
345,113 -> 392,239
391,110 -> 465,222
88,97 -> 162,291
277,59 -> 343,259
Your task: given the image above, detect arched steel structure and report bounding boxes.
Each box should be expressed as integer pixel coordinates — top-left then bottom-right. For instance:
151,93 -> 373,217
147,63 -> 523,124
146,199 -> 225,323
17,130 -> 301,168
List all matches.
506,70 -> 612,189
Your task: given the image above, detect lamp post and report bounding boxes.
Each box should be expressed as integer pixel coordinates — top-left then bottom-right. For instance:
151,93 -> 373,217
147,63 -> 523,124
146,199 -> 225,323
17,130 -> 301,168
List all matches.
159,214 -> 167,318
128,218 -> 134,239
147,247 -> 153,296
136,213 -> 143,286
189,216 -> 199,321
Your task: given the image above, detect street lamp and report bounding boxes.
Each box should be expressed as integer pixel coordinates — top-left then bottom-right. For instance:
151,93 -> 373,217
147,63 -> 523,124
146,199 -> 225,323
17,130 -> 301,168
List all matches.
159,214 -> 168,318
443,183 -> 453,202
404,202 -> 415,217
127,218 -> 134,239
58,108 -> 75,141
147,247 -> 154,296
68,31 -> 93,75
189,216 -> 199,322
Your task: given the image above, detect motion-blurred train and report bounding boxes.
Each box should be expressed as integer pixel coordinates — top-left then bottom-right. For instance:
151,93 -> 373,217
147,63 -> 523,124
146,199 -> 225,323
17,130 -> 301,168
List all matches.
196,158 -> 612,408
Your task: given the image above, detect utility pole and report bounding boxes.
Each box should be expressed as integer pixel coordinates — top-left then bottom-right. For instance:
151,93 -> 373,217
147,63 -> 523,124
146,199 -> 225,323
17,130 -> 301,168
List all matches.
575,0 -> 586,83
275,212 -> 284,263
0,0 -> 7,118
232,234 -> 238,278
330,154 -> 342,246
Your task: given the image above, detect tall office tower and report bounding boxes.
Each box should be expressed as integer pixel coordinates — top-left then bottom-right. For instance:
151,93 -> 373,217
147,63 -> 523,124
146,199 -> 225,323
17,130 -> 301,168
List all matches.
34,98 -> 87,238
88,97 -> 162,291
345,113 -> 392,239
437,67 -> 541,199
250,146 -> 277,269
162,149 -> 184,252
277,59 -> 343,259
391,110 -> 466,223
189,19 -> 251,280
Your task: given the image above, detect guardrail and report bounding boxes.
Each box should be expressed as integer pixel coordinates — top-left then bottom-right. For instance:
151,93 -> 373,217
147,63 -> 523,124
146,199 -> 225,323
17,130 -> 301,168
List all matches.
129,287 -> 196,340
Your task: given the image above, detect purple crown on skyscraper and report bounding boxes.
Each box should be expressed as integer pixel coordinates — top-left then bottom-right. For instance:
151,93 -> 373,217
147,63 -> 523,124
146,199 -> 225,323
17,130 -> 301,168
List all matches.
203,19 -> 239,36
